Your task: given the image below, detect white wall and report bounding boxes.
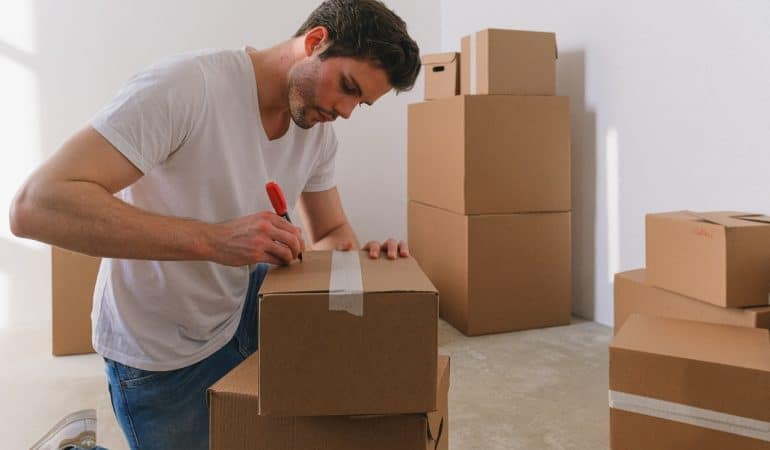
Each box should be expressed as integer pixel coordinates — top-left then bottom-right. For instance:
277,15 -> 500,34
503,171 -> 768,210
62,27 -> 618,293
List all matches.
0,0 -> 440,330
442,0 -> 770,326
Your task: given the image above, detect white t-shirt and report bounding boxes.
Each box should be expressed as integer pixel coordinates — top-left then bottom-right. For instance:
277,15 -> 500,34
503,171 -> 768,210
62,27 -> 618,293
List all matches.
89,48 -> 337,371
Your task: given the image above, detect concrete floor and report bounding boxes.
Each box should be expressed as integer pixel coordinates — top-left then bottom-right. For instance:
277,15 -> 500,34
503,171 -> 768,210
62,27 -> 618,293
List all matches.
2,318 -> 611,449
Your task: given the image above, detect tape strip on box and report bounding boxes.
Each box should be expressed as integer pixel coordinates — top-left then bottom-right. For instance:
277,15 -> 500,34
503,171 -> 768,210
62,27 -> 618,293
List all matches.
329,250 -> 364,317
609,390 -> 770,442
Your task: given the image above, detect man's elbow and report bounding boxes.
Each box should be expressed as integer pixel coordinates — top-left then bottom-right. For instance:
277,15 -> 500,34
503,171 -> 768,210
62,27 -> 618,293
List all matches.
9,186 -> 35,238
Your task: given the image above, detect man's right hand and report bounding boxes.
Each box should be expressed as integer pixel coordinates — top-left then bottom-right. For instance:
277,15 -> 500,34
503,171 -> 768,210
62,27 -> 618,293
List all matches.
212,211 -> 305,266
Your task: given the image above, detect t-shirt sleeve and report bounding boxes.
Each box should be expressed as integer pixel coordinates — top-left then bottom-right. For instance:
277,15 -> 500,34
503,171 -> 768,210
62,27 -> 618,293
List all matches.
303,126 -> 338,192
90,55 -> 206,174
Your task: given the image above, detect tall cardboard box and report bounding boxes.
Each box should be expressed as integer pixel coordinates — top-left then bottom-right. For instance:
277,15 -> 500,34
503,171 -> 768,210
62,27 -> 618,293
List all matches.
209,353 -> 450,450
408,95 -> 570,215
646,211 -> 770,308
610,314 -> 770,449
52,247 -> 100,356
258,251 -> 438,416
409,201 -> 571,335
461,28 -> 557,96
421,52 -> 460,100
614,269 -> 770,334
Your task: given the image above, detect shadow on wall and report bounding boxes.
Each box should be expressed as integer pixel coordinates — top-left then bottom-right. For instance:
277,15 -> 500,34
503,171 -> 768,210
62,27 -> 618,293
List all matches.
557,50 -> 598,321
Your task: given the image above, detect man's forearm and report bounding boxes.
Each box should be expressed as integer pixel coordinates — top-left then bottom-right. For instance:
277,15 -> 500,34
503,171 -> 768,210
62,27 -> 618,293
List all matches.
310,222 -> 360,251
11,179 -> 214,261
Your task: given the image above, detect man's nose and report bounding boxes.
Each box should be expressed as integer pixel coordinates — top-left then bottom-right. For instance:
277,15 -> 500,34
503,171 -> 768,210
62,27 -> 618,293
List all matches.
336,97 -> 357,120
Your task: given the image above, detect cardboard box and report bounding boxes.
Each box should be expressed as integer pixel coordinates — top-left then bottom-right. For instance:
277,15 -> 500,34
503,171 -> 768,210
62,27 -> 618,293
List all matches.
421,52 -> 460,100
614,269 -> 770,334
610,314 -> 770,449
408,201 -> 571,335
258,250 -> 438,416
460,28 -> 557,96
646,211 -> 770,308
408,95 -> 570,215
52,247 -> 100,356
209,353 -> 450,450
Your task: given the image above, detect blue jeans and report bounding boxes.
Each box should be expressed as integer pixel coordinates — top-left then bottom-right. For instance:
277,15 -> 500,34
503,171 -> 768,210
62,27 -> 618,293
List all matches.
85,264 -> 267,450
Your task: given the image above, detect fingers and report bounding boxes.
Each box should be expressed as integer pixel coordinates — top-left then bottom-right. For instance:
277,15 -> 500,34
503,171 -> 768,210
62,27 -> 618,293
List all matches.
258,212 -> 305,260
398,240 -> 410,257
263,211 -> 296,234
364,240 -> 380,259
336,240 -> 354,251
265,239 -> 295,265
362,239 -> 410,259
385,238 -> 398,259
260,251 -> 286,266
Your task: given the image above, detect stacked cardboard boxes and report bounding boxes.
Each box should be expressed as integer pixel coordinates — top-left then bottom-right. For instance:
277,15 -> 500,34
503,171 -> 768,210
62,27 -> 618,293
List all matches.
209,251 -> 450,449
611,211 -> 770,448
614,211 -> 770,331
409,29 -> 571,336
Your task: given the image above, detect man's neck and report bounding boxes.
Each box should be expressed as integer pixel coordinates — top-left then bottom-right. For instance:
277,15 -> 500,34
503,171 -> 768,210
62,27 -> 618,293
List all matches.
247,40 -> 302,140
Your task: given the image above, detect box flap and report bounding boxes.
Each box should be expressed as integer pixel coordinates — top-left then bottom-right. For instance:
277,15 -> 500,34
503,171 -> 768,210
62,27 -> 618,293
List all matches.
684,211 -> 764,228
259,251 -> 437,295
612,314 -> 770,371
427,355 -> 450,442
484,28 -> 558,59
209,352 -> 259,397
734,214 -> 770,225
427,414 -> 443,442
421,52 -> 458,66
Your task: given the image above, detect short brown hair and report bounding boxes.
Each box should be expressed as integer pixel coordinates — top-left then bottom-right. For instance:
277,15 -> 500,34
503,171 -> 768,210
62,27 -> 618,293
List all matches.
295,0 -> 421,93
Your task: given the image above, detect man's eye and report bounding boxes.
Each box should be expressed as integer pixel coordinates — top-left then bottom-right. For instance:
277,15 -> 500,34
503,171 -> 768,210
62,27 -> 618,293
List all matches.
342,81 -> 356,94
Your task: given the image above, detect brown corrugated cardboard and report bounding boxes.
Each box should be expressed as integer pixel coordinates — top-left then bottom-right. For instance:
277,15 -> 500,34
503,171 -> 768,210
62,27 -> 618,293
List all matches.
610,409 -> 770,450
610,314 -> 770,449
421,52 -> 460,100
408,201 -> 571,335
646,211 -> 770,308
52,247 -> 99,356
258,250 -> 438,416
460,28 -> 557,96
614,269 -> 770,334
408,95 -> 570,215
209,353 -> 450,450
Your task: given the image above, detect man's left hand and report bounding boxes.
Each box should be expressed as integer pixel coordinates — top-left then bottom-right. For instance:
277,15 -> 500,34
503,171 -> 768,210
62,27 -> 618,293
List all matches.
362,239 -> 409,259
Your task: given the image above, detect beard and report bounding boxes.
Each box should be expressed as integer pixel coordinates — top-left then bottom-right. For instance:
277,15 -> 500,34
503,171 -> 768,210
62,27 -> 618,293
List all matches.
287,57 -> 322,129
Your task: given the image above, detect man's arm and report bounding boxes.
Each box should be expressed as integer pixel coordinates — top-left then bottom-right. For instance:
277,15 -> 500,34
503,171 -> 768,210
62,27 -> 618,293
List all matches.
296,187 -> 408,259
296,187 -> 360,251
10,126 -> 302,266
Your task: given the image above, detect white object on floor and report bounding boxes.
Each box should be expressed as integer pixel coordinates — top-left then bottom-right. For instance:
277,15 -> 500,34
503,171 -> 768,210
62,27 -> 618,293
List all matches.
30,408 -> 96,450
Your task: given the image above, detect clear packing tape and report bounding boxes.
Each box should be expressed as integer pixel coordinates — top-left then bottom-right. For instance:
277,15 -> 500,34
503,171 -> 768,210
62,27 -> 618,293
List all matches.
609,390 -> 770,442
328,250 -> 364,317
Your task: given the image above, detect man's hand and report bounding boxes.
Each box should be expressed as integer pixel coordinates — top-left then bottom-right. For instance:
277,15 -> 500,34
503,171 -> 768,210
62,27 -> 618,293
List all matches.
362,239 -> 409,259
212,211 -> 305,266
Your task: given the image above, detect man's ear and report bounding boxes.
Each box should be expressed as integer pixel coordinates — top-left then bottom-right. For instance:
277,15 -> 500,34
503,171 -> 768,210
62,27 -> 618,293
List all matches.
303,26 -> 330,57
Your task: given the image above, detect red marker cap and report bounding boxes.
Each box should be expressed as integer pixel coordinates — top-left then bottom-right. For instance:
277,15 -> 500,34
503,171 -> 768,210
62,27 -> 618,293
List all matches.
265,181 -> 288,216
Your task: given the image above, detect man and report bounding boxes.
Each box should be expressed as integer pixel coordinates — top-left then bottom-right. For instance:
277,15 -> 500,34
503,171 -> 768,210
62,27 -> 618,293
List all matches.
12,1 -> 420,448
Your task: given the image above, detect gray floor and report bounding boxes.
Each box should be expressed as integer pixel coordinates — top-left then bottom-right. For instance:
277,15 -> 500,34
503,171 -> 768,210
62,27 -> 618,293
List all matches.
2,318 -> 611,450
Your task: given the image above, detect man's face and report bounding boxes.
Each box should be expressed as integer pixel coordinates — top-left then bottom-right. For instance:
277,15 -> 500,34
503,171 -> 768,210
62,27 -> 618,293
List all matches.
287,54 -> 392,129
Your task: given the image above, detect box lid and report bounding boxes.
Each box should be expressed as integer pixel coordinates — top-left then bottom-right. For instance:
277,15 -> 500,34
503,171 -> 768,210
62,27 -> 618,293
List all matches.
421,52 -> 458,66
469,28 -> 559,59
259,251 -> 437,295
654,211 -> 770,228
612,314 -> 770,371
